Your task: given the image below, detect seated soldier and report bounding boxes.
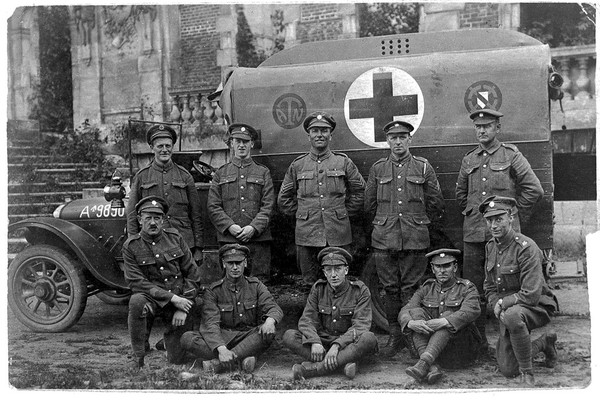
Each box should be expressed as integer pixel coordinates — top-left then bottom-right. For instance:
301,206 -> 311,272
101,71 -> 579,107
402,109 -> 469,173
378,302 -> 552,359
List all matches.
180,243 -> 283,373
481,196 -> 558,386
283,247 -> 378,380
122,196 -> 201,370
399,248 -> 481,384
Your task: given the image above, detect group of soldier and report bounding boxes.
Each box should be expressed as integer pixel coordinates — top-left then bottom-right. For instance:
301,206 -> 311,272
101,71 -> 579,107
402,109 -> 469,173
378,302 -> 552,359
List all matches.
121,108 -> 558,386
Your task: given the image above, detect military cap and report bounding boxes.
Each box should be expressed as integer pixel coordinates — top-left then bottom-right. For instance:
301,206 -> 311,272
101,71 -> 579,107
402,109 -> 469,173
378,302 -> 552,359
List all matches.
219,243 -> 250,262
426,248 -> 461,265
135,195 -> 169,215
479,195 -> 517,218
227,123 -> 257,141
383,120 -> 414,136
146,124 -> 177,145
303,111 -> 336,132
317,246 -> 353,266
469,108 -> 504,124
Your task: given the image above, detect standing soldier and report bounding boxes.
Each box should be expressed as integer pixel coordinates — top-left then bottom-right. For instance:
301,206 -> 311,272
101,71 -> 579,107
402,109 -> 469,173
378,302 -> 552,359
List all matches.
126,124 -> 204,263
399,249 -> 480,384
481,196 -> 558,386
282,247 -> 378,380
456,109 -> 543,351
364,120 -> 445,358
208,123 -> 276,283
278,111 -> 365,286
122,196 -> 202,370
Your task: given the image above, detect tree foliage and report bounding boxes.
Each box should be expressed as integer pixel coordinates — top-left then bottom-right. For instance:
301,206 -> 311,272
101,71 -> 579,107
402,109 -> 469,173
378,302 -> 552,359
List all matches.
519,3 -> 596,47
29,6 -> 73,132
235,5 -> 267,67
358,3 -> 419,37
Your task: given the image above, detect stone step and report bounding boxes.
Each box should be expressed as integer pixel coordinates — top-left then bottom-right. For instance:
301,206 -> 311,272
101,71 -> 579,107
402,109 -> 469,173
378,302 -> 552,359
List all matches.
7,181 -> 103,193
7,146 -> 51,155
8,162 -> 95,169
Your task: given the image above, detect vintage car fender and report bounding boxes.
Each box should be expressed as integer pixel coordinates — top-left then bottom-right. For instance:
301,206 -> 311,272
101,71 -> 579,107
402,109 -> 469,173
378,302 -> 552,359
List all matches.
9,217 -> 128,290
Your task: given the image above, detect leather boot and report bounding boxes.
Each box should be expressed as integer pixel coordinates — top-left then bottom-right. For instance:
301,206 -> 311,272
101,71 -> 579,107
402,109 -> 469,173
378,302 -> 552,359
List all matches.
291,360 -> 327,379
343,362 -> 357,379
426,364 -> 443,384
380,324 -> 405,358
543,332 -> 558,368
405,359 -> 430,382
241,356 -> 256,373
519,369 -> 535,387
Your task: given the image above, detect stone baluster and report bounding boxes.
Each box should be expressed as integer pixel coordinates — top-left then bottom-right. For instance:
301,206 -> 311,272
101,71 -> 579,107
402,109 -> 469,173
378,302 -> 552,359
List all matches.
181,93 -> 193,125
192,93 -> 203,124
169,95 -> 181,122
214,101 -> 224,125
574,56 -> 591,99
558,57 -> 573,100
202,97 -> 215,123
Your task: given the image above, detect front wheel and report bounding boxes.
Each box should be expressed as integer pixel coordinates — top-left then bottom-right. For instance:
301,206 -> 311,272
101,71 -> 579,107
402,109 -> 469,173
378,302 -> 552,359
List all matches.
8,245 -> 88,332
360,253 -> 389,332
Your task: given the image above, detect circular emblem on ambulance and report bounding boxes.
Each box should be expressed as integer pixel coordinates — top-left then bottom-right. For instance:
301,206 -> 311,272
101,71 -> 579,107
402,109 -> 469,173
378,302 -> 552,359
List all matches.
272,93 -> 307,129
464,80 -> 503,113
344,67 -> 424,148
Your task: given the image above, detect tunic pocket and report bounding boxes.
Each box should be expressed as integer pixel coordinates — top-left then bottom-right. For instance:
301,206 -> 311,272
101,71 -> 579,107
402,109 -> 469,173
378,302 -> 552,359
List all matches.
140,181 -> 158,197
326,169 -> 346,194
406,176 -> 425,202
376,176 -> 393,201
499,264 -> 521,291
489,162 -> 511,191
297,171 -> 316,196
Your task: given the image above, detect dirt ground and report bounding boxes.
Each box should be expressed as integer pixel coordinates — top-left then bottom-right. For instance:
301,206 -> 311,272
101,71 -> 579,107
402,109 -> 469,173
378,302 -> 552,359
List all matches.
6,278 -> 593,394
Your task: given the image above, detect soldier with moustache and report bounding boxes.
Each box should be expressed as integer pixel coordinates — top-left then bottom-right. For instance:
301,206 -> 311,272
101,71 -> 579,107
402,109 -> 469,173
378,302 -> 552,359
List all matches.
122,196 -> 202,370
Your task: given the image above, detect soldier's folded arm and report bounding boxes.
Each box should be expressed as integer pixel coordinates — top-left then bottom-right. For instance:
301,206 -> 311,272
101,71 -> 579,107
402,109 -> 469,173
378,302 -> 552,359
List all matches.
277,165 -> 298,216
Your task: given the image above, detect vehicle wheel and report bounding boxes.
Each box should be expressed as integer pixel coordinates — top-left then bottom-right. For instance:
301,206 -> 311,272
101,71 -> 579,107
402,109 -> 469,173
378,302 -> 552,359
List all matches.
96,289 -> 131,305
360,253 -> 389,332
8,245 -> 88,332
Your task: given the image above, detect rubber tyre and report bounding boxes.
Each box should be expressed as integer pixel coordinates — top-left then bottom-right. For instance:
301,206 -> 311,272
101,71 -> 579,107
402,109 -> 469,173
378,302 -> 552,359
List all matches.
96,289 -> 131,305
360,253 -> 389,333
8,245 -> 88,332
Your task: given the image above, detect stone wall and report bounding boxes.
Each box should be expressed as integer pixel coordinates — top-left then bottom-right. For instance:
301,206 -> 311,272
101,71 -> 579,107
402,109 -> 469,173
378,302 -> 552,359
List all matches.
179,4 -> 221,90
459,3 -> 500,28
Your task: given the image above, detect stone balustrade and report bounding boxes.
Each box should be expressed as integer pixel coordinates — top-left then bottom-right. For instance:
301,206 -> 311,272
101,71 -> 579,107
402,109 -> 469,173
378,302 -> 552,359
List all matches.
550,44 -> 596,132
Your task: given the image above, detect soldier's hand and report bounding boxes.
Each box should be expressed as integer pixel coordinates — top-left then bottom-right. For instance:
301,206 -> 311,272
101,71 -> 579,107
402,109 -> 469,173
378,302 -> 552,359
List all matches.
258,317 -> 276,341
217,346 -> 237,369
494,300 -> 503,319
426,318 -> 449,331
192,248 -> 203,263
236,226 -> 256,242
171,310 -> 188,327
407,319 -> 434,334
171,295 -> 193,313
228,224 -> 243,237
310,343 -> 325,362
324,344 -> 340,370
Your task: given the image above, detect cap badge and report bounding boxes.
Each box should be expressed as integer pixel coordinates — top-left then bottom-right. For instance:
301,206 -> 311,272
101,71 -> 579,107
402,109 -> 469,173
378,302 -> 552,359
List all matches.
440,253 -> 446,258
151,200 -> 157,206
478,113 -> 484,118
489,201 -> 495,208
394,123 -> 400,127
317,115 -> 322,120
241,127 -> 246,132
231,249 -> 237,254
159,125 -> 164,130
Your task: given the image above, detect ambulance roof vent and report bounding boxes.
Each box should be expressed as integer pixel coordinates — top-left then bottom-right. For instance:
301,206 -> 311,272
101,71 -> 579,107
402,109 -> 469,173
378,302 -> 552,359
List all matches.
380,37 -> 410,56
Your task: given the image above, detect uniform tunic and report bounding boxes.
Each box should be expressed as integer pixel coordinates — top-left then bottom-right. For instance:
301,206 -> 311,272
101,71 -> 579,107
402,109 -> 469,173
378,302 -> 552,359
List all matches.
483,229 -> 557,315
364,152 -> 444,251
123,227 -> 202,307
208,157 -> 275,243
127,159 -> 204,250
456,140 -> 543,243
298,279 -> 372,348
277,149 -> 365,247
399,277 -> 480,333
200,276 -> 283,351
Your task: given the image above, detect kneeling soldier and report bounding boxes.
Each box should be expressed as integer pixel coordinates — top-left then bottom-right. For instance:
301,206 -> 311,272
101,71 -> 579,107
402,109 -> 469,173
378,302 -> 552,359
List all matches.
283,247 -> 378,380
122,196 -> 201,369
481,196 -> 558,386
181,244 -> 283,373
399,249 -> 480,384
